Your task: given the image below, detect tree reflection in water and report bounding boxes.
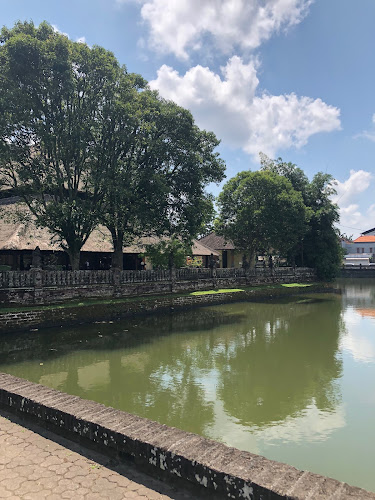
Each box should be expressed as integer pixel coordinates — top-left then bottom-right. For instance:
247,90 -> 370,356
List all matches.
0,294 -> 344,438
215,297 -> 343,428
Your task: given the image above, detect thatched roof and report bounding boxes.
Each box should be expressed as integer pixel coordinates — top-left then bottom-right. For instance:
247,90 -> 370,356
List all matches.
0,198 -> 218,256
199,232 -> 236,251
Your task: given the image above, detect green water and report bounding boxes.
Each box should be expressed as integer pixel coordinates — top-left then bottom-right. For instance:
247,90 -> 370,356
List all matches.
1,279 -> 375,492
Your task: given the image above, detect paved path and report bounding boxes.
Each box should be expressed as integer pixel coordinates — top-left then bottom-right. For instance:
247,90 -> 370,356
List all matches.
0,409 -> 198,500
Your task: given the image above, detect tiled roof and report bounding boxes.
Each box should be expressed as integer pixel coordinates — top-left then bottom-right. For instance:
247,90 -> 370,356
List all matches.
356,308 -> 375,318
362,227 -> 375,235
353,236 -> 375,243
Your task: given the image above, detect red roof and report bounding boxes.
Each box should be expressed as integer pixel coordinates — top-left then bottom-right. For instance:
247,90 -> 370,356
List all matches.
356,308 -> 375,318
353,235 -> 375,243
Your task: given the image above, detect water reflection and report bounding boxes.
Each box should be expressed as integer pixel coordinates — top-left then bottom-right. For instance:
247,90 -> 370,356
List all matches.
339,279 -> 375,364
2,285 -> 375,491
0,295 -> 343,438
215,298 -> 342,428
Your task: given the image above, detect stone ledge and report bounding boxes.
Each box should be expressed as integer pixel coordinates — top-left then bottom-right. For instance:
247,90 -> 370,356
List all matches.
0,284 -> 332,334
0,373 -> 373,499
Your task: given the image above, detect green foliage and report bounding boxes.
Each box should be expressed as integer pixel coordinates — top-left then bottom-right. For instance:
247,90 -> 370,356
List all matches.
301,172 -> 341,280
260,154 -> 341,280
147,102 -> 225,246
0,21 -> 137,268
216,170 -> 306,265
186,256 -> 203,268
260,153 -> 309,196
0,21 -> 225,270
144,238 -> 191,270
100,91 -> 224,268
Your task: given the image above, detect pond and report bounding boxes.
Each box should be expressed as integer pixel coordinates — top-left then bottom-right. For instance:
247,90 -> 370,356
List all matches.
0,279 -> 374,492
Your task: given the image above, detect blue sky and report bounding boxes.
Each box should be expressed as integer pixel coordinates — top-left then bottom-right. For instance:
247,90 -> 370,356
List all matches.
1,0 -> 374,237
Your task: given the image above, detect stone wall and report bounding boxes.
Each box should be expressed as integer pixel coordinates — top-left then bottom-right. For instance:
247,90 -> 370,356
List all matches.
340,268 -> 375,278
0,284 -> 331,334
0,373 -> 373,499
0,267 -> 315,306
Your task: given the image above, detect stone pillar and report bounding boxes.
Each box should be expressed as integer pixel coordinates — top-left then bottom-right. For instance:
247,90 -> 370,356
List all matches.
32,268 -> 44,305
170,267 -> 176,293
111,267 -> 122,297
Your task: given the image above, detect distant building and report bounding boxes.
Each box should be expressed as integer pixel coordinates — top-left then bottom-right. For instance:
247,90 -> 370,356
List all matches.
344,254 -> 372,266
340,237 -> 354,254
199,233 -> 243,268
361,227 -> 375,236
352,232 -> 375,258
340,226 -> 375,265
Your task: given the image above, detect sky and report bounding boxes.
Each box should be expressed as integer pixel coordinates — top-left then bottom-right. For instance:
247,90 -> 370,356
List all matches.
1,0 -> 374,238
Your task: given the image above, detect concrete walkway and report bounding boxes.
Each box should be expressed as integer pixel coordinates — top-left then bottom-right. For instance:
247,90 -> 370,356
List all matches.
0,409 -> 197,500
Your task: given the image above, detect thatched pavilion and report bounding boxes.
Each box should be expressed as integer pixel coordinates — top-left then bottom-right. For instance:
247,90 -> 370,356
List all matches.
0,198 -> 217,270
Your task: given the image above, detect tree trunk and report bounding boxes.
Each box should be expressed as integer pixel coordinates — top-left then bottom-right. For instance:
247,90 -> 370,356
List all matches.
168,251 -> 174,272
248,249 -> 256,268
67,250 -> 81,271
111,230 -> 124,270
169,251 -> 176,292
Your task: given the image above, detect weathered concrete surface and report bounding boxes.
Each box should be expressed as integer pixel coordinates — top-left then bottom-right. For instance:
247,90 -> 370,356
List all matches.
340,268 -> 375,278
0,373 -> 373,500
0,408 -> 198,499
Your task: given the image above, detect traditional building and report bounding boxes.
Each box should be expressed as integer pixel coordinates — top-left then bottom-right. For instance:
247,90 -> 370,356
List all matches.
0,198 -> 218,270
198,233 -> 243,268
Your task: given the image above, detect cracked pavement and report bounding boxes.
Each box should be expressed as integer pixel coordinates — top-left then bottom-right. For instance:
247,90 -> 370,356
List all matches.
0,409 -> 198,500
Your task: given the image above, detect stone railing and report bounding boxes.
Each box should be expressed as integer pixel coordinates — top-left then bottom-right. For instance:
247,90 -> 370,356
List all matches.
0,271 -> 37,288
0,267 -> 316,306
0,267 -> 315,289
120,269 -> 171,283
1,373 -> 373,499
0,270 -> 113,288
176,268 -> 212,280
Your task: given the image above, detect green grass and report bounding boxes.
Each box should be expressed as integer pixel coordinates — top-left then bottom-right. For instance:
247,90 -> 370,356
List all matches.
191,283 -> 313,296
281,283 -> 313,288
190,288 -> 245,296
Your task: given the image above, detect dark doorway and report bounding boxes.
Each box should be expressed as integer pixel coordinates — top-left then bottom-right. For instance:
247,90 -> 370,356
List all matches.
222,250 -> 228,268
123,253 -> 142,270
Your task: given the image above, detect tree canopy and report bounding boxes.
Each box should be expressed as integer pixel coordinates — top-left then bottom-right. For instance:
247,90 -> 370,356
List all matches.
0,21 -> 225,269
216,170 -> 307,265
260,154 -> 341,279
100,91 -> 224,269
0,21 -> 134,268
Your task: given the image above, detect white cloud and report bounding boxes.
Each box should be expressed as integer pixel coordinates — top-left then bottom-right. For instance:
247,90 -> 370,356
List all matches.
333,169 -> 372,207
52,24 -> 86,45
355,113 -> 375,142
341,309 -> 375,363
332,170 -> 374,235
119,0 -> 313,59
338,204 -> 375,236
150,56 -> 341,157
52,24 -> 69,38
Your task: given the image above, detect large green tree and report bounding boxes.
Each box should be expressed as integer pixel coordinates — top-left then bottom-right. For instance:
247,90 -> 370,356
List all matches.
260,154 -> 341,279
150,100 -> 224,269
0,21 -> 225,271
216,170 -> 306,266
302,172 -> 341,280
0,21 -> 146,269
100,92 -> 225,269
